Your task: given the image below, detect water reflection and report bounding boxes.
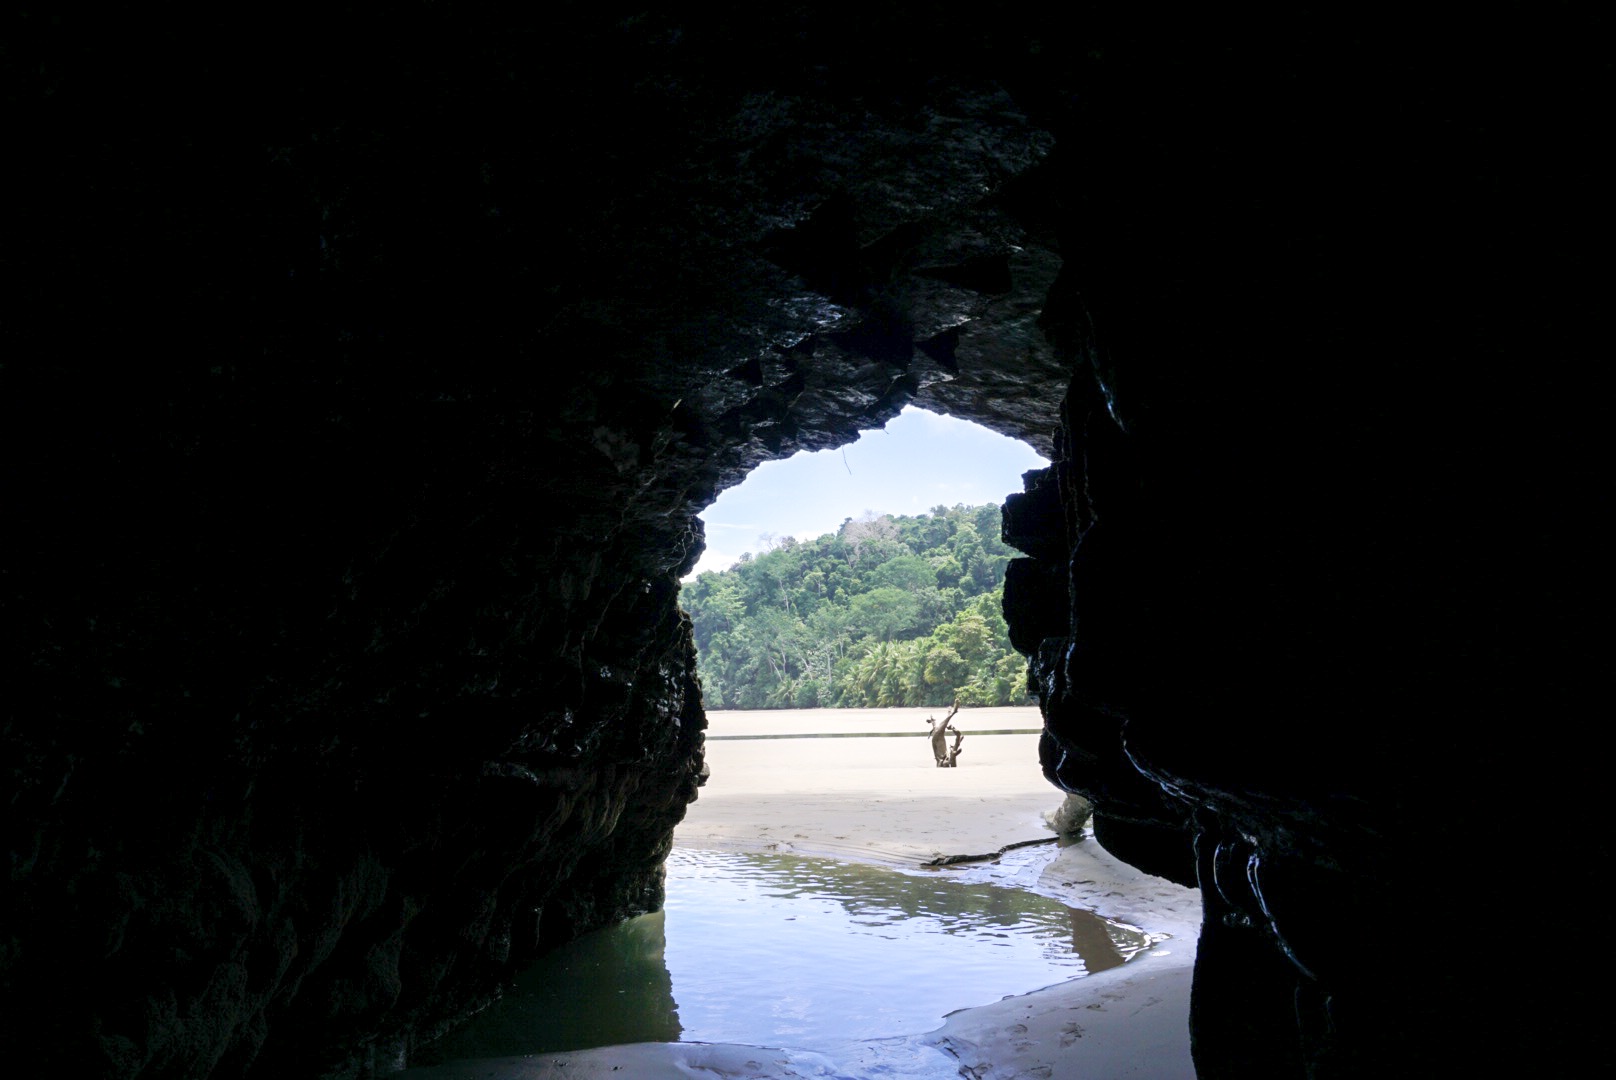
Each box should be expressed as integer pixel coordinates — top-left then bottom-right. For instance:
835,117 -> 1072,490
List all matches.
418,908 -> 679,1061
664,848 -> 1151,1048
418,847 -> 1156,1062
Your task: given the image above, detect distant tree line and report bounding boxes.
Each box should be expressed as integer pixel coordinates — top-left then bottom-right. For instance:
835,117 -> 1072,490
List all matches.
681,504 -> 1033,709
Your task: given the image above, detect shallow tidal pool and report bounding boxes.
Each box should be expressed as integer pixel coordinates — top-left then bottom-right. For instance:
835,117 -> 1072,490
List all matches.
418,845 -> 1157,1062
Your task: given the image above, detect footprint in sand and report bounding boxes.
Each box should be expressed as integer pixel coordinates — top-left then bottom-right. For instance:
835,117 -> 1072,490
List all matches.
1060,1022 -> 1085,1047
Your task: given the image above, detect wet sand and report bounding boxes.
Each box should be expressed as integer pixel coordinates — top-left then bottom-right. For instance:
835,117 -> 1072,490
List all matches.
401,708 -> 1201,1079
685,706 -> 1058,865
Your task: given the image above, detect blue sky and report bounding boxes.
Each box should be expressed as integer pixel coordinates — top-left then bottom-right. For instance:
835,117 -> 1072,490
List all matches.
687,406 -> 1049,578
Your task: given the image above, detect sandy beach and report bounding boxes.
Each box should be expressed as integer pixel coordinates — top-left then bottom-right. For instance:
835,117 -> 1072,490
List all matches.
402,708 -> 1201,1079
686,706 -> 1058,866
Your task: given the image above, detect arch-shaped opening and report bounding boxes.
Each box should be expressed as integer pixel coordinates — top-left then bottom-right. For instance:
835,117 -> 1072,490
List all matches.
407,404 -> 1205,1075
683,407 -> 1045,710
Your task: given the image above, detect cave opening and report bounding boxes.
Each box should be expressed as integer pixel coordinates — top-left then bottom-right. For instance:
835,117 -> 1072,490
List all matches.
394,403 -> 1183,1073
681,404 -> 1048,711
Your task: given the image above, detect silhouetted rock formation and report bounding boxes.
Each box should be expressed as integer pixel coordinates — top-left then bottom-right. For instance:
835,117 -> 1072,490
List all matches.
4,5 -> 1604,1078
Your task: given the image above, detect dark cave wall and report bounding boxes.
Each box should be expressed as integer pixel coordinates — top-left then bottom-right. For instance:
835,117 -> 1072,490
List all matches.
3,5 -> 1606,1078
1000,9 -> 1608,1076
4,7 -> 1072,1077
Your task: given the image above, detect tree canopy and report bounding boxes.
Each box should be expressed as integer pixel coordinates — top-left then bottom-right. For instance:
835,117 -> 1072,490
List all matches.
681,504 -> 1032,709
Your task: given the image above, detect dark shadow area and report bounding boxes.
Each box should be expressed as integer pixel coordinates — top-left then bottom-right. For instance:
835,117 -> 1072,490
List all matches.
412,911 -> 680,1062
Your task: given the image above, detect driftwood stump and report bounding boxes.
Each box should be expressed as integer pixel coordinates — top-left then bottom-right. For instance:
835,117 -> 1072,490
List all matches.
926,704 -> 965,767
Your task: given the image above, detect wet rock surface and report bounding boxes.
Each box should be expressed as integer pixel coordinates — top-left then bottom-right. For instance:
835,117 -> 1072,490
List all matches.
4,5 -> 1605,1078
998,11 -> 1607,1077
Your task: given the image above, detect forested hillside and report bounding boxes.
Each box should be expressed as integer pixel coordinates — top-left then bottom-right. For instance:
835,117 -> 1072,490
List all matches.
681,504 -> 1033,709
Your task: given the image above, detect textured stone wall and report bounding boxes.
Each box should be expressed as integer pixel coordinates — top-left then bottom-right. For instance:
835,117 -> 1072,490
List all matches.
4,8 -> 1070,1077
998,10 -> 1607,1077
4,5 -> 1605,1078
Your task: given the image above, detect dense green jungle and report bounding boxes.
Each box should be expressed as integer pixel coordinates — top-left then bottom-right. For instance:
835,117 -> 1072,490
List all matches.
681,504 -> 1033,709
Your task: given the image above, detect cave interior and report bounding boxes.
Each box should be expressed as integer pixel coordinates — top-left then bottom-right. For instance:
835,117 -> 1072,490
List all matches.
4,6 -> 1607,1078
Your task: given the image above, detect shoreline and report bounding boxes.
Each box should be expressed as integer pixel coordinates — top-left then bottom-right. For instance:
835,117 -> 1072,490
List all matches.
401,709 -> 1200,1079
